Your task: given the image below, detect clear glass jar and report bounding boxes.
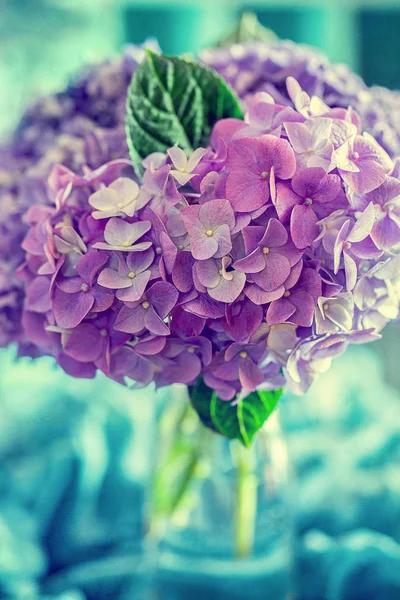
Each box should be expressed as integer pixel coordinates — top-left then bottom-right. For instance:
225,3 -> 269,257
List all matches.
151,388 -> 293,600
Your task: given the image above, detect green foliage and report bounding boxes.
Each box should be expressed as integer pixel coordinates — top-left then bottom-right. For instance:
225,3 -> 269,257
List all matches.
126,50 -> 243,177
216,12 -> 277,46
190,378 -> 283,447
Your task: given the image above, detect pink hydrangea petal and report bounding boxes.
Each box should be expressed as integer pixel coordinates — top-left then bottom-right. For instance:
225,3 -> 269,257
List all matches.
261,218 -> 288,248
252,254 -> 291,292
104,218 -> 151,247
284,260 -> 303,290
266,297 -> 296,324
56,276 -> 83,294
274,183 -> 301,223
183,295 -> 225,319
167,147 -> 187,171
288,290 -> 315,326
348,202 -> 375,242
91,285 -> 114,312
26,277 -> 52,313
89,188 -> 119,211
223,300 -> 263,343
116,271 -> 151,302
172,252 -> 195,293
258,134 -> 297,179
195,259 -> 220,288
76,250 -> 109,285
199,199 -> 235,230
115,304 -> 146,334
234,248 -> 265,274
371,215 -> 400,250
208,271 -> 246,303
226,169 -> 270,212
245,284 -> 284,305
242,226 -> 266,254
144,305 -> 171,335
350,237 -> 381,260
343,252 -> 358,291
291,168 -> 341,204
340,160 -> 387,194
212,224 -> 232,258
63,323 -> 103,362
98,268 -> 132,289
211,118 -> 245,149
239,356 -> 264,391
190,233 -> 219,260
53,288 -> 94,329
147,281 -> 178,319
127,248 -> 155,273
290,204 -> 319,249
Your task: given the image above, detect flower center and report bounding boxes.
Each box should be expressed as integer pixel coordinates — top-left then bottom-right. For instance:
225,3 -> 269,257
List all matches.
128,272 -> 136,279
100,328 -> 108,337
80,283 -> 89,292
156,247 -> 162,254
323,303 -> 330,311
304,197 -> 313,206
283,291 -> 291,297
262,247 -> 270,254
344,241 -> 352,249
206,229 -> 213,237
122,241 -> 130,247
178,244 -> 184,250
350,151 -> 359,161
142,301 -> 150,309
117,202 -> 124,209
239,351 -> 247,358
261,171 -> 269,179
187,346 -> 196,354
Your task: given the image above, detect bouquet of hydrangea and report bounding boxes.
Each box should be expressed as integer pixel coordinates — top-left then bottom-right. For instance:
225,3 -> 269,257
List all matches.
8,48 -> 399,447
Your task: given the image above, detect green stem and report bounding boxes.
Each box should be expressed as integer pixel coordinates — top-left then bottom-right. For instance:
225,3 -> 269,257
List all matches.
233,442 -> 258,559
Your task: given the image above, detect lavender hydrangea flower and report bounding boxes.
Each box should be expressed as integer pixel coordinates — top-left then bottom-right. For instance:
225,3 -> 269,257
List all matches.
4,61 -> 400,402
201,41 -> 400,157
225,134 -> 296,212
98,249 -> 154,302
93,218 -> 152,252
195,256 -> 246,303
53,251 -> 114,329
366,178 -> 400,250
275,167 -> 343,249
181,199 -> 235,260
89,177 -> 143,219
235,219 -> 301,292
115,281 -> 178,336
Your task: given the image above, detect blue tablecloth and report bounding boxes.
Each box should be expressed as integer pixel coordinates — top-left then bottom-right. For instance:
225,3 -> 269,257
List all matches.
0,345 -> 399,599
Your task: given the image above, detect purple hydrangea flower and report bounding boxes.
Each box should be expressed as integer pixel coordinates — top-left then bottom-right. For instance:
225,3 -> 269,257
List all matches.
225,134 -> 296,212
181,199 -> 235,260
3,53 -> 400,401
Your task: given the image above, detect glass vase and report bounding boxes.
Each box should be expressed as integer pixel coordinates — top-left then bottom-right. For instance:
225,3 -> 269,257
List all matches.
151,387 -> 294,600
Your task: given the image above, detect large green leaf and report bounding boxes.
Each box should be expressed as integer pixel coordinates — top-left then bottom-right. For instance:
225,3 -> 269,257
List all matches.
190,378 -> 283,447
126,50 -> 243,177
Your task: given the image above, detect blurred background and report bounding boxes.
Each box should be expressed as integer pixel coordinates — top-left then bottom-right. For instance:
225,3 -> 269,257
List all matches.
1,1 -> 400,599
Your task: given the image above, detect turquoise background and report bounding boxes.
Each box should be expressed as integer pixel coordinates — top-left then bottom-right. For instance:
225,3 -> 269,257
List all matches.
1,2 -> 400,598
1,0 -> 400,137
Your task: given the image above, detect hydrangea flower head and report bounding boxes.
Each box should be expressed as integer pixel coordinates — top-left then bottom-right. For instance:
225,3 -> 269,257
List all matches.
13,75 -> 400,404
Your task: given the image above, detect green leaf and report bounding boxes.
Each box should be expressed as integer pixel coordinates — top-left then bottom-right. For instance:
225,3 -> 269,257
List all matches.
188,377 -> 218,434
126,50 -> 243,178
216,12 -> 277,46
189,378 -> 283,447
